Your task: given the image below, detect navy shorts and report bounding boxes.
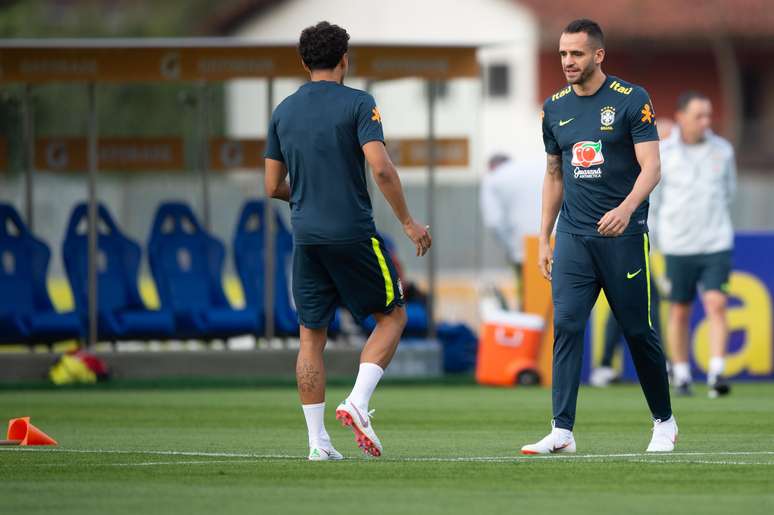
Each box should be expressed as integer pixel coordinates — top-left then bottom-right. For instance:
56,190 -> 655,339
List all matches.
664,250 -> 732,304
292,235 -> 404,329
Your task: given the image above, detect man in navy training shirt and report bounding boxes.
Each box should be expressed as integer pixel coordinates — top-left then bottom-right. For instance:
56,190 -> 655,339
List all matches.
264,21 -> 432,461
521,19 -> 677,455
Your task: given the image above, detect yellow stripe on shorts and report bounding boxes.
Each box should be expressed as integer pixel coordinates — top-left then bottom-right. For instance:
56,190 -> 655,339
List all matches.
371,237 -> 394,307
643,233 -> 652,328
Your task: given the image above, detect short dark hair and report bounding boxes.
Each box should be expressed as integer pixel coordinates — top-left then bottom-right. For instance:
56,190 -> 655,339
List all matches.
488,154 -> 510,170
676,90 -> 710,111
563,18 -> 605,48
298,21 -> 350,71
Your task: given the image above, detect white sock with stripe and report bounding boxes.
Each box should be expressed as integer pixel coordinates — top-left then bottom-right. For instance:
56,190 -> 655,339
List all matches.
347,362 -> 384,411
302,402 -> 331,448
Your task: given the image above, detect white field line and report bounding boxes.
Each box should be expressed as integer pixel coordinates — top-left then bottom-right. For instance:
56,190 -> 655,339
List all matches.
16,457 -> 774,468
107,460 -> 261,467
629,459 -> 774,466
2,447 -> 774,465
18,459 -> 263,468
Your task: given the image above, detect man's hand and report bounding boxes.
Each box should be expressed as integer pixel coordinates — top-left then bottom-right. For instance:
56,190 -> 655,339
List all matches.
264,158 -> 290,202
597,140 -> 660,237
538,236 -> 553,281
403,219 -> 432,256
597,204 -> 633,237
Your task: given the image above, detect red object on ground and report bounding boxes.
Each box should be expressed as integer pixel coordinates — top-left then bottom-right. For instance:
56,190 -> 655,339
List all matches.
6,417 -> 58,446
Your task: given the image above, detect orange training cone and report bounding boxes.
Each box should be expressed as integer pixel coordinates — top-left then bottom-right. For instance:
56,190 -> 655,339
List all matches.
6,417 -> 58,446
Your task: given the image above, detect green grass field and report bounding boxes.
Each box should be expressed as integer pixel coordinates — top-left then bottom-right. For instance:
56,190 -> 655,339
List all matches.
1,382 -> 773,515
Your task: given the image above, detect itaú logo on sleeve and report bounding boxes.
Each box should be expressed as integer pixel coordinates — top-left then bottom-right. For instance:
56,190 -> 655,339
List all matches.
571,140 -> 604,179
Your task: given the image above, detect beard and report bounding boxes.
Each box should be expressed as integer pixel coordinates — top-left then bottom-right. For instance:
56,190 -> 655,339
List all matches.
566,62 -> 596,85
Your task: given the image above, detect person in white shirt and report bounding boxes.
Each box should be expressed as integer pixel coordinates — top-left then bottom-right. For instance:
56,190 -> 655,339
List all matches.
651,91 -> 736,398
480,154 -> 543,308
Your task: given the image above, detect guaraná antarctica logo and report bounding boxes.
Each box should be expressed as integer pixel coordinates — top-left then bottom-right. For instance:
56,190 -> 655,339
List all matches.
571,140 -> 604,179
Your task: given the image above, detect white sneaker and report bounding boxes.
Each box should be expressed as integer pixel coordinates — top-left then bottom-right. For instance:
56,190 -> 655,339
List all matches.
335,399 -> 383,457
521,424 -> 576,455
590,366 -> 618,387
646,416 -> 678,452
308,446 -> 344,461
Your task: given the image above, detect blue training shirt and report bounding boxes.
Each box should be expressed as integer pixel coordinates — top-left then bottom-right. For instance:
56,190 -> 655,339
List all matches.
264,80 -> 384,244
542,75 -> 659,236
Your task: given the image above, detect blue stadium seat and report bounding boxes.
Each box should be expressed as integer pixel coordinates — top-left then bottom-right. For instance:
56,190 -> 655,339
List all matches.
0,203 -> 82,345
233,200 -> 298,336
148,202 -> 256,339
62,203 -> 175,341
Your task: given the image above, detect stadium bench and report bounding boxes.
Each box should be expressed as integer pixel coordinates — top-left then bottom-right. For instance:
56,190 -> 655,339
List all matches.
0,203 -> 82,347
233,200 -> 298,336
62,202 -> 175,341
148,202 -> 257,340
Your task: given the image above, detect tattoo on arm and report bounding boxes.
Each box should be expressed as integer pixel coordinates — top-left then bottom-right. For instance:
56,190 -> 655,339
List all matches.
296,360 -> 320,393
547,154 -> 562,178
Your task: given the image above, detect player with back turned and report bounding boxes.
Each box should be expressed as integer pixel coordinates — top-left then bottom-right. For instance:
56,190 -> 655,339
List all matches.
521,19 -> 677,455
264,21 -> 431,460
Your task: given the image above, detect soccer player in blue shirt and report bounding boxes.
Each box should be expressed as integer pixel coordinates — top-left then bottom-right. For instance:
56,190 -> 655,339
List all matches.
521,19 -> 677,454
264,22 -> 431,460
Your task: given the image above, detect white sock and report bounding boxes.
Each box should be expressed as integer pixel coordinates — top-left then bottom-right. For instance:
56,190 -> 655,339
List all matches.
302,402 -> 331,448
347,362 -> 384,411
673,362 -> 692,385
551,419 -> 573,437
708,356 -> 725,384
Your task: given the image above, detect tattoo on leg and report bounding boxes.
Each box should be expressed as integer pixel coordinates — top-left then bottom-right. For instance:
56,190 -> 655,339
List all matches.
297,360 -> 320,393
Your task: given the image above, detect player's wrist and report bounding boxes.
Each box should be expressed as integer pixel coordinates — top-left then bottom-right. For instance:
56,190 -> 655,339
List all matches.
619,200 -> 637,215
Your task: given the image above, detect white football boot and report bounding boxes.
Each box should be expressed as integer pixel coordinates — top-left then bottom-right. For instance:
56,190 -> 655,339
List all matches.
646,415 -> 678,452
521,422 -> 576,455
335,398 -> 383,457
308,446 -> 344,461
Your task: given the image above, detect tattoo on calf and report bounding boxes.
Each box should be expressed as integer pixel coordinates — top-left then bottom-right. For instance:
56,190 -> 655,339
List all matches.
297,360 -> 320,393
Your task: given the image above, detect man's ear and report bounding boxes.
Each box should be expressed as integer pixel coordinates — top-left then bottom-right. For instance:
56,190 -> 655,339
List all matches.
595,47 -> 605,66
301,58 -> 311,75
340,53 -> 349,73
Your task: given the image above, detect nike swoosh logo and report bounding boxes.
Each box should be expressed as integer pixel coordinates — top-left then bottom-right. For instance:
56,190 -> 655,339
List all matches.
351,404 -> 369,428
558,118 -> 574,126
320,449 -> 331,457
551,442 -> 570,452
627,269 -> 642,279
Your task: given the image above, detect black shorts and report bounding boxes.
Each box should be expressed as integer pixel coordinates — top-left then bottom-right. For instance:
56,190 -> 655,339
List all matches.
664,251 -> 732,304
292,235 -> 404,329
